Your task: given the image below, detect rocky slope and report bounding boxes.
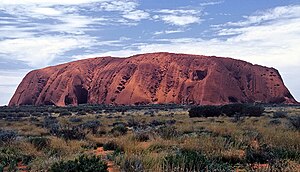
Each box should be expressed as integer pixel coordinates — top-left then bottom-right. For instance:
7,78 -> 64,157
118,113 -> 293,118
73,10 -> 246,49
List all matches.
9,52 -> 297,106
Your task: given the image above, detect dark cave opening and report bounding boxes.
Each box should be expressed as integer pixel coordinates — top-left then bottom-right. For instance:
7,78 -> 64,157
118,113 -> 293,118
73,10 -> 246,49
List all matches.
74,85 -> 88,104
228,96 -> 238,103
193,70 -> 207,81
64,95 -> 73,105
44,101 -> 55,106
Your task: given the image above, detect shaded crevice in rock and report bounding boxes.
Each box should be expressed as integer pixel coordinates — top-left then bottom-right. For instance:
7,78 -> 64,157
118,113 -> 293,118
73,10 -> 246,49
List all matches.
193,70 -> 207,81
228,96 -> 238,103
64,95 -> 73,105
74,85 -> 88,104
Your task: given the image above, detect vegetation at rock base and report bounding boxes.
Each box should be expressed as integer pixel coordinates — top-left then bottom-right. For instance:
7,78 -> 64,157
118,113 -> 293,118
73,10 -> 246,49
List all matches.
0,104 -> 299,171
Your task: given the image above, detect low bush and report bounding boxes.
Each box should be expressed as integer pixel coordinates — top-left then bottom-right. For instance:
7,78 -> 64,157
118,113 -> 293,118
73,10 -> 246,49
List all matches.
289,116 -> 300,131
0,129 -> 17,144
76,111 -> 87,116
127,118 -> 140,127
231,113 -> 245,123
59,110 -> 72,116
120,155 -> 144,172
56,127 -> 85,140
31,112 -> 43,116
245,144 -> 275,164
133,132 -> 150,142
150,120 -> 166,127
50,155 -> 108,172
269,119 -> 281,125
43,116 -> 58,128
272,148 -> 300,161
28,137 -> 50,151
163,149 -> 208,171
189,104 -> 265,118
273,111 -> 287,118
188,105 -> 221,118
103,141 -> 120,151
156,126 -> 178,139
69,117 -> 82,123
0,147 -> 33,171
111,124 -> 128,136
81,120 -> 101,134
42,112 -> 51,116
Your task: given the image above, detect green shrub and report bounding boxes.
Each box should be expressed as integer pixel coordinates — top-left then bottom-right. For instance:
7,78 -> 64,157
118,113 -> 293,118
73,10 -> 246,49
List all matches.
52,127 -> 85,140
50,155 -> 108,172
133,132 -> 150,142
103,141 -> 121,151
156,126 -> 178,139
120,155 -> 144,172
163,149 -> 208,171
221,104 -> 264,117
289,116 -> 300,131
245,144 -> 275,164
69,117 -> 82,123
188,105 -> 221,118
221,104 -> 245,117
0,129 -> 17,144
273,111 -> 287,118
76,111 -> 87,116
31,112 -> 42,116
243,105 -> 265,117
81,120 -> 101,134
59,110 -> 72,116
28,137 -> 50,151
189,104 -> 265,118
111,125 -> 128,136
269,119 -> 281,125
272,148 -> 300,161
0,147 -> 33,171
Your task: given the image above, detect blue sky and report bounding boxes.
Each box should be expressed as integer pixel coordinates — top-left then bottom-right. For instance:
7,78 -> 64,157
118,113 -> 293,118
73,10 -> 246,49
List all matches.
0,0 -> 300,105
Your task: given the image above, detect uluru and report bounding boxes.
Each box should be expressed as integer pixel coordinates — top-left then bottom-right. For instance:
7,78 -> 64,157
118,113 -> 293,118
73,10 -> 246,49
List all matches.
9,52 -> 297,106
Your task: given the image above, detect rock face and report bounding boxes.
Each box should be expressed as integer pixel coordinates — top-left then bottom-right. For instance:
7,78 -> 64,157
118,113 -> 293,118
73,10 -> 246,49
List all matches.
9,52 -> 297,106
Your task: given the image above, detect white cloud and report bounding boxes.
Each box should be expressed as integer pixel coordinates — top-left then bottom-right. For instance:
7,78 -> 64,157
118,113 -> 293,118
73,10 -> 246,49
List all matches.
0,0 -> 142,68
0,36 -> 95,67
31,7 -> 62,16
224,5 -> 300,27
0,70 -> 30,106
199,1 -> 223,6
0,0 -> 104,6
154,8 -> 202,26
154,29 -> 185,35
157,9 -> 200,15
99,1 -> 138,12
159,15 -> 201,26
123,10 -> 150,21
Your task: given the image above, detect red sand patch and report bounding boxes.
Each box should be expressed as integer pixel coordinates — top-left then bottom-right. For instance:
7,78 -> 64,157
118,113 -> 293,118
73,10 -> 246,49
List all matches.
94,147 -> 119,172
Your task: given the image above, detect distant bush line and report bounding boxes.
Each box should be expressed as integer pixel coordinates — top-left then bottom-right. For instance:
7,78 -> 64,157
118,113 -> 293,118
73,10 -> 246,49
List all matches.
189,104 -> 265,118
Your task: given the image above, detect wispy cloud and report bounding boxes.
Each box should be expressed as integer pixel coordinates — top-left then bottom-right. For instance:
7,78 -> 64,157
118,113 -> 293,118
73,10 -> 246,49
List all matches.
199,1 -> 224,6
0,36 -> 95,67
154,29 -> 185,35
156,9 -> 200,15
157,15 -> 201,26
0,0 -> 143,67
98,1 -> 138,12
153,9 -> 202,26
123,10 -> 150,21
0,69 -> 30,105
221,5 -> 300,27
